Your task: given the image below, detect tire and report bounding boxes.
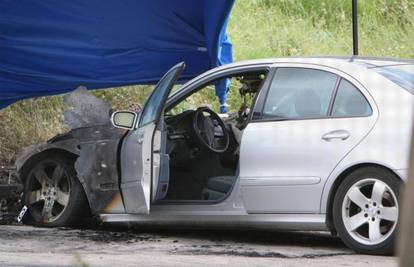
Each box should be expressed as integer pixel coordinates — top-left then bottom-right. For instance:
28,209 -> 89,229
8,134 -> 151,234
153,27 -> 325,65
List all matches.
22,154 -> 89,227
333,167 -> 401,255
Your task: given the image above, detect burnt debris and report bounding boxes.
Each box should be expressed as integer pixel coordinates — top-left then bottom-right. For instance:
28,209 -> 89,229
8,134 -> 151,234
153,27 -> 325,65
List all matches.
0,167 -> 22,224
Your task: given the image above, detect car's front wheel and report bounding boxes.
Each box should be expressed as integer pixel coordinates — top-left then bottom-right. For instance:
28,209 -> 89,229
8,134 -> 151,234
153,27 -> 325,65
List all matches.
23,155 -> 89,227
333,167 -> 401,255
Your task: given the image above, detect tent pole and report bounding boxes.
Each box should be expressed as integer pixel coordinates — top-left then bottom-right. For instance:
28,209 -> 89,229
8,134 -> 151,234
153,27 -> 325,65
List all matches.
352,0 -> 359,55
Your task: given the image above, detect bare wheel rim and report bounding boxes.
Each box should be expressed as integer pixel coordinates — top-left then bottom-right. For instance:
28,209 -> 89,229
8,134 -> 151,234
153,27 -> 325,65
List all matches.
26,161 -> 71,223
342,178 -> 399,246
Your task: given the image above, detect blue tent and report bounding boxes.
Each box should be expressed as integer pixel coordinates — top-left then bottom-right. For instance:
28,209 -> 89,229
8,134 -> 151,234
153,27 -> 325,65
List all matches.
0,0 -> 234,109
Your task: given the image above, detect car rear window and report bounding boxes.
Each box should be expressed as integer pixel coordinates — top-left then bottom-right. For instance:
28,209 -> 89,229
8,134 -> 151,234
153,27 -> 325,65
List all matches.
373,65 -> 414,93
331,79 -> 372,117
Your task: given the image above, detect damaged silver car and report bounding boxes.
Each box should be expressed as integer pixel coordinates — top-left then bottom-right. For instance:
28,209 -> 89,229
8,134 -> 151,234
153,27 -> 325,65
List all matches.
16,57 -> 414,255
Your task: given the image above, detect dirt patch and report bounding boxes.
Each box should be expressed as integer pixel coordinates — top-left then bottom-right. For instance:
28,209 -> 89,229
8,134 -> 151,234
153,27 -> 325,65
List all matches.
0,225 -> 398,267
179,248 -> 353,259
75,227 -> 163,243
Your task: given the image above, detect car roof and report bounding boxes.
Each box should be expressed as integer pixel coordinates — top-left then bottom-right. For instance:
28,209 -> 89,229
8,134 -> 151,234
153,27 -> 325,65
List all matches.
219,56 -> 414,70
178,56 -> 413,95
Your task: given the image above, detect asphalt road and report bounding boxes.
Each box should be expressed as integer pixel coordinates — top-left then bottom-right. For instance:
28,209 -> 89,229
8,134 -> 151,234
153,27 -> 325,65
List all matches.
0,225 -> 397,267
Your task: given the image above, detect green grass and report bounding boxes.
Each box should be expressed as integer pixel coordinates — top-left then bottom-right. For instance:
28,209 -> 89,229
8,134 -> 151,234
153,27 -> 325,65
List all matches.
228,0 -> 414,59
1,0 -> 413,165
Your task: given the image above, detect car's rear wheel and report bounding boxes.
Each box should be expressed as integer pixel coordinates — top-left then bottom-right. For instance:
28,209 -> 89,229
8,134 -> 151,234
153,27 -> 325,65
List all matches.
23,155 -> 88,227
333,167 -> 401,255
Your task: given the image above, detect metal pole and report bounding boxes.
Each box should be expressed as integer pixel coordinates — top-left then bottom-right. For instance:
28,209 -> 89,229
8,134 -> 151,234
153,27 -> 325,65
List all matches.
352,0 -> 359,55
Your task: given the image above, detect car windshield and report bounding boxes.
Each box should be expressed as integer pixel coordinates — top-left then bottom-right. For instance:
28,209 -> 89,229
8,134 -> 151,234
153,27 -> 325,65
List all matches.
373,65 -> 414,93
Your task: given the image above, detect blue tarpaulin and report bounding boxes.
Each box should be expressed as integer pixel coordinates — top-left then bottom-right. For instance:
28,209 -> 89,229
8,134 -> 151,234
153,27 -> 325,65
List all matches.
0,0 -> 234,109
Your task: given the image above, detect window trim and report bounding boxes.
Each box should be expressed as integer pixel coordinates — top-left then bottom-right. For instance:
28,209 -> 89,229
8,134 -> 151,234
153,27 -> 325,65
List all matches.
252,66 -> 373,123
250,67 -> 277,120
166,64 -> 271,112
326,77 -> 341,116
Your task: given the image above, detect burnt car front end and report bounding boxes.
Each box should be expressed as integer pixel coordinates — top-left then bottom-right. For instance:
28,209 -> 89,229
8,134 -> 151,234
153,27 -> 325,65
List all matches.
13,88 -> 135,226
14,124 -> 127,224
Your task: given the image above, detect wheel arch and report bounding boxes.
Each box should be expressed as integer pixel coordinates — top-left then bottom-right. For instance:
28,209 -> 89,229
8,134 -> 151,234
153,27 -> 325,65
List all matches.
19,148 -> 78,181
325,162 -> 403,235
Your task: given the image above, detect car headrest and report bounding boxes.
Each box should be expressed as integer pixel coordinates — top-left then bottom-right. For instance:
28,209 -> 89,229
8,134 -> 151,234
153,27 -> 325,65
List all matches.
294,90 -> 322,118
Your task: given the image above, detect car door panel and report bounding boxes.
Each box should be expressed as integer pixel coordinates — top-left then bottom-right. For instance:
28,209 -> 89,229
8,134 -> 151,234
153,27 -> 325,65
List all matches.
119,62 -> 185,214
240,117 -> 375,213
120,123 -> 155,214
239,66 -> 377,214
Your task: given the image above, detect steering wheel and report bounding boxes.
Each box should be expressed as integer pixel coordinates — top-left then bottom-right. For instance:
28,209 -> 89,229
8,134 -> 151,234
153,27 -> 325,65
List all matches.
192,107 -> 229,153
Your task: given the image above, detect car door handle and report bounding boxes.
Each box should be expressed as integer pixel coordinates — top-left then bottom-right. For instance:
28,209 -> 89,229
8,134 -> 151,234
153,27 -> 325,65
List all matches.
322,130 -> 350,141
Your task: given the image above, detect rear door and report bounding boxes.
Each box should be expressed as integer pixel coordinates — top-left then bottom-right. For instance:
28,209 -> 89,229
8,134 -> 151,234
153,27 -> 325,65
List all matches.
239,65 -> 377,213
120,62 -> 185,214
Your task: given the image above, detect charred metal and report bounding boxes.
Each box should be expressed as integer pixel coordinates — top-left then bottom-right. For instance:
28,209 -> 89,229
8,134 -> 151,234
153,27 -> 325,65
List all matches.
15,125 -> 125,215
14,88 -> 128,216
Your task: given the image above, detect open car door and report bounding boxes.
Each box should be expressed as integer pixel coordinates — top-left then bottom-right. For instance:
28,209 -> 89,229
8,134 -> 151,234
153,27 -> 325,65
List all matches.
119,62 -> 185,214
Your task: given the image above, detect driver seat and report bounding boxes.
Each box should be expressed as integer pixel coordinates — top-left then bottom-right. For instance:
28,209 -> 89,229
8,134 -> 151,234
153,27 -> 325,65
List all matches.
202,166 -> 238,200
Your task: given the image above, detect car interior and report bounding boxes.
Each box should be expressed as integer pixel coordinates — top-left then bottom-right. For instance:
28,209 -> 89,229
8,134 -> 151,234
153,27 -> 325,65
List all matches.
161,70 -> 268,202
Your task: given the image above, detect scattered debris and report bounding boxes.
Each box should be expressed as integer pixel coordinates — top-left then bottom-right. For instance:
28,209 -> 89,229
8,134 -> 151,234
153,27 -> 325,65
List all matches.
16,205 -> 28,223
0,167 -> 22,224
179,248 -> 353,259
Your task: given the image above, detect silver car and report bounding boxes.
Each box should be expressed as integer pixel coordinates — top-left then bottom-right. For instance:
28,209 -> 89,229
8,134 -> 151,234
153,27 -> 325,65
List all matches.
16,57 -> 414,255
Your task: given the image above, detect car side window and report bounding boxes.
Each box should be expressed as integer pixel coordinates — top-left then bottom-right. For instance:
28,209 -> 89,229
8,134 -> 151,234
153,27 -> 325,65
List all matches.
331,79 -> 372,117
263,68 -> 338,119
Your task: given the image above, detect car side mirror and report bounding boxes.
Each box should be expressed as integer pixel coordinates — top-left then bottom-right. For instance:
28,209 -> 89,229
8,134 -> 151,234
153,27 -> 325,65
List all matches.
111,111 -> 137,130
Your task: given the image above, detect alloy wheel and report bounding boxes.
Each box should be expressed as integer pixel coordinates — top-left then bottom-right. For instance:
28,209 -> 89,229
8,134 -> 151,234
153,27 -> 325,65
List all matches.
342,178 -> 399,246
26,161 -> 71,223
